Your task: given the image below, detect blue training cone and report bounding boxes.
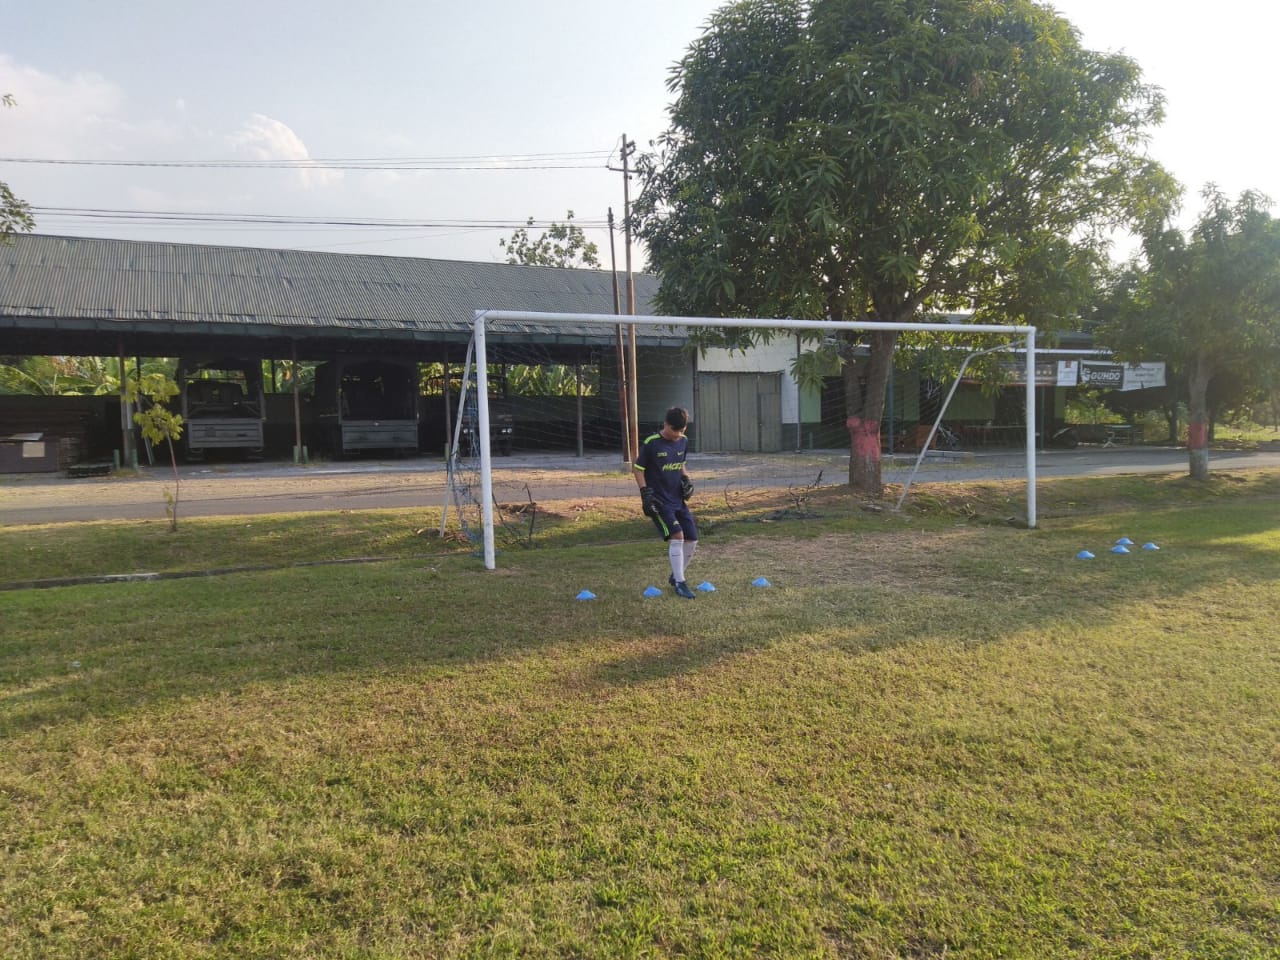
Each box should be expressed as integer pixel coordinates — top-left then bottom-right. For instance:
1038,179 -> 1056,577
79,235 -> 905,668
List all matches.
1142,542 -> 1160,551
1076,550 -> 1095,560
575,590 -> 597,601
642,586 -> 663,598
696,581 -> 716,593
752,577 -> 772,587
1111,545 -> 1130,555
1115,537 -> 1134,546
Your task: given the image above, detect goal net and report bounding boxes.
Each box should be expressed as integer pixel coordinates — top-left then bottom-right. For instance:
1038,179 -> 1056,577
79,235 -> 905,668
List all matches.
443,310 -> 1039,569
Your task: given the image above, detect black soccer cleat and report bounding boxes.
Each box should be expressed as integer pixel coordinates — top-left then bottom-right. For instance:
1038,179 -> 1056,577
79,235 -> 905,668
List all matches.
673,580 -> 696,599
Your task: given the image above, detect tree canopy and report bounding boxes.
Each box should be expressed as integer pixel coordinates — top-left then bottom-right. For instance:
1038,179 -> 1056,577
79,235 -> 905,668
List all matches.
499,211 -> 601,269
1105,186 -> 1280,479
2,94 -> 35,241
635,0 -> 1174,492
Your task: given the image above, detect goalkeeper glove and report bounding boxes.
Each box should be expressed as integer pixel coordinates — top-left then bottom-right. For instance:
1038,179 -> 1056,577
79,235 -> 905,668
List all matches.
639,486 -> 658,518
680,475 -> 694,501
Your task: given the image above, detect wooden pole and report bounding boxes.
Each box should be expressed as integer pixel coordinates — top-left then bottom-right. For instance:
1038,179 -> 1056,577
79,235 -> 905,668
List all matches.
291,341 -> 304,462
117,340 -> 135,467
575,356 -> 584,458
621,135 -> 640,461
442,346 -> 452,458
608,206 -> 631,464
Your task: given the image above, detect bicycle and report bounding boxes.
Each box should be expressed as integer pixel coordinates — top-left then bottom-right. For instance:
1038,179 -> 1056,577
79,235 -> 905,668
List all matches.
933,423 -> 963,450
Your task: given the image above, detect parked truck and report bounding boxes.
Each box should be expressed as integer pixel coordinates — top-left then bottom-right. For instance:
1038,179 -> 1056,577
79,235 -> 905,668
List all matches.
312,357 -> 419,457
176,357 -> 266,459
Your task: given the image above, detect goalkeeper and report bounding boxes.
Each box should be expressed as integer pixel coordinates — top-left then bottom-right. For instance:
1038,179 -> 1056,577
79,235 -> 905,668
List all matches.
634,406 -> 700,599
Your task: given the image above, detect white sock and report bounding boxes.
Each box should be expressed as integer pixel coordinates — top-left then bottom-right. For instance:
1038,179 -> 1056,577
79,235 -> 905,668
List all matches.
682,540 -> 697,576
668,540 -> 686,582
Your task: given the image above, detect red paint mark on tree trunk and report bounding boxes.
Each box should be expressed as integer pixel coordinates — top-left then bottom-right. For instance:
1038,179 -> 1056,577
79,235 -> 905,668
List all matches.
1188,423 -> 1208,448
847,417 -> 881,459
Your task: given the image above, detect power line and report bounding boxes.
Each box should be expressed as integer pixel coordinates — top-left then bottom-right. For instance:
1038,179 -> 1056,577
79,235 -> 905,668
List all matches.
0,150 -> 613,171
30,205 -> 612,230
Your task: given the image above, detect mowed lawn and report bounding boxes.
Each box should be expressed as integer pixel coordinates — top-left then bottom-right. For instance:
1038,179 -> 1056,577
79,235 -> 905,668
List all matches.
2,473 -> 1278,958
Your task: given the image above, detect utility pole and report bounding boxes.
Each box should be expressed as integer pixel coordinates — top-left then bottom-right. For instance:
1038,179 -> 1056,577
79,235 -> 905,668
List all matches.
619,135 -> 639,462
607,207 -> 631,465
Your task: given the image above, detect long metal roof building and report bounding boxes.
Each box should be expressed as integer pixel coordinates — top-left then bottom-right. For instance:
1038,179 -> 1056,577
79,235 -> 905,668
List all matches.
0,233 -> 680,359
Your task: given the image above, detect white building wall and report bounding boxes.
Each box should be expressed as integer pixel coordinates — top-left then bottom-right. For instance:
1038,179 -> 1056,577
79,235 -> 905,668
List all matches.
696,337 -> 800,425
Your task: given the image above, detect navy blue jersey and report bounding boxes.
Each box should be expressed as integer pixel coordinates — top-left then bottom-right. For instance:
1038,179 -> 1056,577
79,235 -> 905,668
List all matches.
634,430 -> 688,506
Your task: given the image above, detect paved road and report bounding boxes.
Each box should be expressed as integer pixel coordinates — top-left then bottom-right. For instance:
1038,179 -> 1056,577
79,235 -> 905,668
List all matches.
3,445 -> 1279,525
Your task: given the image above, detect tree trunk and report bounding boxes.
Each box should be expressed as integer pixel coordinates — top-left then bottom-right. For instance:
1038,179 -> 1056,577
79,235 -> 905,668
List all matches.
167,438 -> 181,531
1187,355 -> 1211,481
845,330 -> 898,495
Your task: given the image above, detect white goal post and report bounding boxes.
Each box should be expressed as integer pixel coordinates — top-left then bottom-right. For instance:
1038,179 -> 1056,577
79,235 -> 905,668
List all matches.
469,309 -> 1038,570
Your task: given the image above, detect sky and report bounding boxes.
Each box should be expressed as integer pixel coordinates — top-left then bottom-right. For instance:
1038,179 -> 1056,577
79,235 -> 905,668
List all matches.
3,0 -> 1278,268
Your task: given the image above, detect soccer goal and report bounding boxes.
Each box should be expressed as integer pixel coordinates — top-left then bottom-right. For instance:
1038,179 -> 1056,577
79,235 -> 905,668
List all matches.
445,309 -> 1039,569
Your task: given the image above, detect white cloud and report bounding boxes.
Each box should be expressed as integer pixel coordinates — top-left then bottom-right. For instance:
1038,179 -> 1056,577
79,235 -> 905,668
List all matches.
1,54 -> 341,211
225,113 -> 342,190
0,54 -> 130,157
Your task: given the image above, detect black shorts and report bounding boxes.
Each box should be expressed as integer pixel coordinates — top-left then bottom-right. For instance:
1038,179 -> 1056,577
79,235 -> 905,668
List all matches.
650,501 -> 698,542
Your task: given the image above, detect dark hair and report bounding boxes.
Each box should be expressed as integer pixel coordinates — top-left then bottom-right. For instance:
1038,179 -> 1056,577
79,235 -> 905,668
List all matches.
665,406 -> 689,430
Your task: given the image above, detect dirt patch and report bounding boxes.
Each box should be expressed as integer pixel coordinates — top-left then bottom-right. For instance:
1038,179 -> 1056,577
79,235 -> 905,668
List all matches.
708,530 -> 978,593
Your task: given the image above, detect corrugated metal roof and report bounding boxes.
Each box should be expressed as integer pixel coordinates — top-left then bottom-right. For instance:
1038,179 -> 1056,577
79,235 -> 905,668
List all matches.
0,234 -> 678,350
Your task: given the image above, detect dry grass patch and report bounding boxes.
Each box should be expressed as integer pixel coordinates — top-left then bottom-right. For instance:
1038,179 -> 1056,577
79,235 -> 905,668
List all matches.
710,529 -> 975,594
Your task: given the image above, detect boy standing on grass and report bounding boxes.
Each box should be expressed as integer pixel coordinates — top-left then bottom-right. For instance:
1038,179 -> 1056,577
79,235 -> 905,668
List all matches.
634,406 -> 700,599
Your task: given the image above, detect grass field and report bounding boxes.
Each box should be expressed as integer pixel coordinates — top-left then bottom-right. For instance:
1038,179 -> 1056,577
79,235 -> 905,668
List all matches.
2,472 -> 1278,958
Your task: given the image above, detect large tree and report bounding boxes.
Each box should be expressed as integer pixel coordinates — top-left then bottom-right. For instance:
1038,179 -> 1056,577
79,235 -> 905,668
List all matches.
1105,187 -> 1280,480
635,0 -> 1172,493
2,94 -> 35,241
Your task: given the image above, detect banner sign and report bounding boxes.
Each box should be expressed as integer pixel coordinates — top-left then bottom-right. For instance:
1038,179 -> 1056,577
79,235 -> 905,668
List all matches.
997,361 -> 1058,386
986,359 -> 1166,390
1079,361 -> 1166,391
1121,362 -> 1166,391
1080,362 -> 1124,389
